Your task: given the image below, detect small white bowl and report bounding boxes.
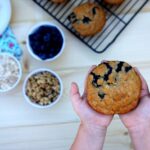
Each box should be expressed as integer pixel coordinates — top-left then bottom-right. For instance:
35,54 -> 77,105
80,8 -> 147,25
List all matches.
26,22 -> 65,62
0,0 -> 12,34
0,53 -> 22,93
23,68 -> 63,109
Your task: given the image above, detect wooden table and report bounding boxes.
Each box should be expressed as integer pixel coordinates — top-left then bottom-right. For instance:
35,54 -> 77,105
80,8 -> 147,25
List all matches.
1,0 -> 150,149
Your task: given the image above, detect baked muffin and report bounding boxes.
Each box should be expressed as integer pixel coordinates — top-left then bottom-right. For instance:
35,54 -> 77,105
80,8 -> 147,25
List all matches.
86,61 -> 142,115
68,2 -> 106,36
51,0 -> 66,3
104,0 -> 124,5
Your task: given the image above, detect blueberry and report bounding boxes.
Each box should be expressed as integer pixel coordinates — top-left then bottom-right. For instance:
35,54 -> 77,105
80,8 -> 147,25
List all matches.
116,62 -> 124,73
90,72 -> 101,88
68,12 -> 78,24
98,92 -> 105,99
50,48 -> 55,53
125,66 -> 132,73
43,33 -> 51,42
38,53 -> 47,60
48,53 -> 54,58
92,7 -> 97,15
33,41 -> 40,48
40,45 -> 45,51
83,16 -> 92,24
29,33 -> 39,41
103,63 -> 112,81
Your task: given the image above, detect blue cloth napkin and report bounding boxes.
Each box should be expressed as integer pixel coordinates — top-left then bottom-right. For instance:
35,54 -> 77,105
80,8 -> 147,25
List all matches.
0,27 -> 23,60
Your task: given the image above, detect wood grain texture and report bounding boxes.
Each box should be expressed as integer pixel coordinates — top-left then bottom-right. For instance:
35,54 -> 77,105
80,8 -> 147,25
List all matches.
0,119 -> 132,150
0,0 -> 150,149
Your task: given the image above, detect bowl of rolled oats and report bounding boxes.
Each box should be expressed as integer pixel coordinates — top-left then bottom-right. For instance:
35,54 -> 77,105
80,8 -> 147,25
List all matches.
23,69 -> 63,108
0,53 -> 22,92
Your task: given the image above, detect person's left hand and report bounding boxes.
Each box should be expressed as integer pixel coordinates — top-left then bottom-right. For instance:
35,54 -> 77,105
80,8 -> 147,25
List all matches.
70,66 -> 114,129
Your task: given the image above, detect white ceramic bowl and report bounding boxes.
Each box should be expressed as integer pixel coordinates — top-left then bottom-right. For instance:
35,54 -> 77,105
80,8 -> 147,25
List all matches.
0,53 -> 22,92
0,0 -> 11,34
26,22 -> 65,62
23,68 -> 63,109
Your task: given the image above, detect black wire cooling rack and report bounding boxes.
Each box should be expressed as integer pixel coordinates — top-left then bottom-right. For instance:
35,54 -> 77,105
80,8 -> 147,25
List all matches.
33,0 -> 148,53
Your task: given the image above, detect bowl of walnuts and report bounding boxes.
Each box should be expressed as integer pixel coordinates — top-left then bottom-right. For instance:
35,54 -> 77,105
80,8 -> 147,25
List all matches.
23,68 -> 63,108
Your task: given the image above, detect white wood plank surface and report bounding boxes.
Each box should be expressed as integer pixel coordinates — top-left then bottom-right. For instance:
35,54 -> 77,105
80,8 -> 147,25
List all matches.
0,0 -> 150,149
0,119 -> 132,150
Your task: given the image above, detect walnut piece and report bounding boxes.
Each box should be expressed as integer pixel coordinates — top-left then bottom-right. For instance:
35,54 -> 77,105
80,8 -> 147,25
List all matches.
26,71 -> 61,106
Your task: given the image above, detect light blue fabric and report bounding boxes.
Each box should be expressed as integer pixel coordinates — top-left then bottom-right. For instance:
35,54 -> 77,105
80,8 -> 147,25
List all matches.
0,27 -> 23,60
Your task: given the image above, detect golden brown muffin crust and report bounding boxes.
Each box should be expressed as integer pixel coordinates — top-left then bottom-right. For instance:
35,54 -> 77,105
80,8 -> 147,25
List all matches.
51,0 -> 66,3
104,0 -> 124,5
86,61 -> 142,115
68,2 -> 106,36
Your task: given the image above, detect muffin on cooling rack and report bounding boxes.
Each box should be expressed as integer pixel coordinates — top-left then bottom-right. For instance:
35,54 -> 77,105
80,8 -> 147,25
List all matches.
86,61 -> 142,115
51,0 -> 66,3
104,0 -> 124,5
68,2 -> 106,36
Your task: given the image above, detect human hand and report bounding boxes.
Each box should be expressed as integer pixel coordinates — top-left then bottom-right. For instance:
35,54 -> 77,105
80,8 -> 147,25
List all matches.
70,66 -> 113,130
119,68 -> 150,130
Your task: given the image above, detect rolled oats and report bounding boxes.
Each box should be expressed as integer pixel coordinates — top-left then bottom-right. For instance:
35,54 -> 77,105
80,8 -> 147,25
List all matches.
0,54 -> 21,91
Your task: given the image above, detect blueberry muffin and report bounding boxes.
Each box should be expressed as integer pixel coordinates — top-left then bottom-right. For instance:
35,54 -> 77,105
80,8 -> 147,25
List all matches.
51,0 -> 66,3
104,0 -> 124,5
86,61 -> 142,115
68,2 -> 106,36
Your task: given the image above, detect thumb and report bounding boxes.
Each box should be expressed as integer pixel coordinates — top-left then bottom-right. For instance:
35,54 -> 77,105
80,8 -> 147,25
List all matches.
134,67 -> 149,98
70,82 -> 81,105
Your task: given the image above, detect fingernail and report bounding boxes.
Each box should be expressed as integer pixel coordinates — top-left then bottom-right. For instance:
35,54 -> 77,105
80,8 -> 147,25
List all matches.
101,60 -> 107,63
71,82 -> 75,86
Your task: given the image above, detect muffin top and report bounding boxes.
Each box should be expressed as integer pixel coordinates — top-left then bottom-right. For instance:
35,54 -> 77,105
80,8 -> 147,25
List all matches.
68,2 -> 106,36
87,61 -> 142,115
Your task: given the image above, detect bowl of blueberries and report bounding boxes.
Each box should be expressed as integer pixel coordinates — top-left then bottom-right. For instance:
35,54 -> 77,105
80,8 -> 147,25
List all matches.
26,22 -> 65,61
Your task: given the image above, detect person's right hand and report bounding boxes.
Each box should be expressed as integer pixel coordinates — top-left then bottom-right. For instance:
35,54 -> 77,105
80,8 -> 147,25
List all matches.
119,68 -> 150,130
70,66 -> 113,129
